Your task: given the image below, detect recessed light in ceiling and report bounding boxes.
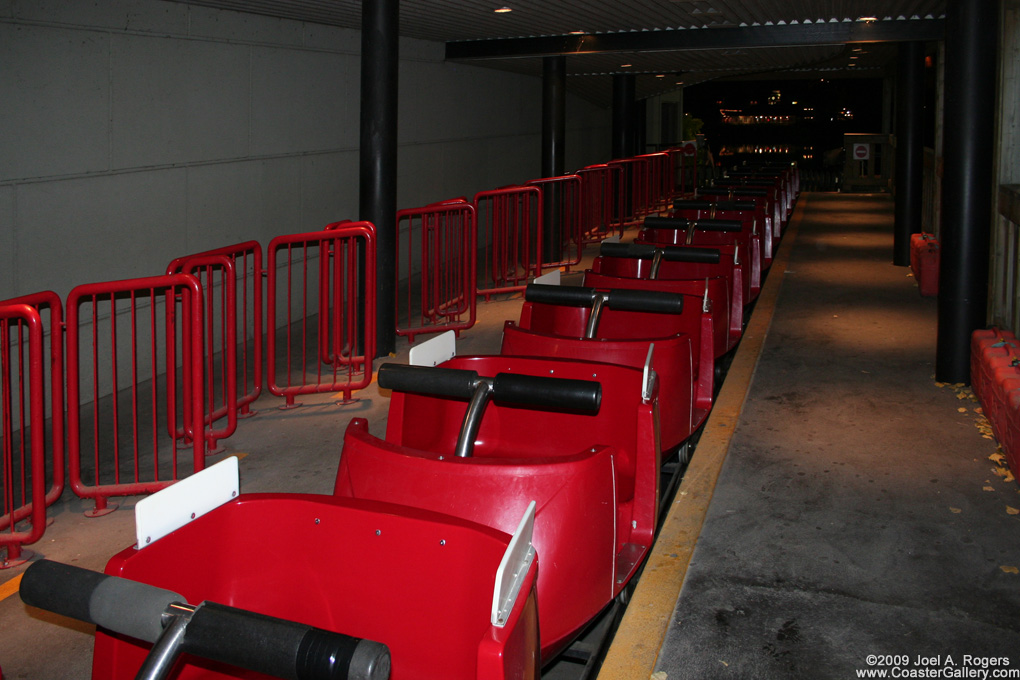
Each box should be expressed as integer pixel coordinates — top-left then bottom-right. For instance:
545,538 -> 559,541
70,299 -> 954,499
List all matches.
857,16 -> 878,22
494,6 -> 512,13
568,30 -> 587,35
656,74 -> 665,78
620,63 -> 632,68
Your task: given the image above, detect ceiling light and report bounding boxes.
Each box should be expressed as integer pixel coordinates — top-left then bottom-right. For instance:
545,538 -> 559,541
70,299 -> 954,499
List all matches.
857,16 -> 878,22
568,30 -> 586,35
494,6 -> 512,13
656,74 -> 665,78
620,63 -> 632,68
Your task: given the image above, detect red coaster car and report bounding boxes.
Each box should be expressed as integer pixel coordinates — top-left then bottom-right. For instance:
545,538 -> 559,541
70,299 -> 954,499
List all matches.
638,216 -> 762,300
587,241 -> 743,355
70,493 -> 539,680
699,187 -> 782,249
500,283 -> 712,447
335,357 -> 661,663
672,199 -> 772,268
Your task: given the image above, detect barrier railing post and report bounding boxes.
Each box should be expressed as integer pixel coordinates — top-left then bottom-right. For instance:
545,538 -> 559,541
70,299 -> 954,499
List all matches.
0,304 -> 48,568
67,275 -> 205,517
267,223 -> 377,404
473,186 -> 543,299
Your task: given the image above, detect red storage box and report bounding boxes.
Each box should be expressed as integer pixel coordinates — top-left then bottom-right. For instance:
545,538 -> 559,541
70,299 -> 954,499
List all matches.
910,232 -> 940,296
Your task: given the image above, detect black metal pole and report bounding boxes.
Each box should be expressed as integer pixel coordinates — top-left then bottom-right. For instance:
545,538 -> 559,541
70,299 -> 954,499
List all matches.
893,41 -> 924,266
935,0 -> 999,383
612,73 -> 636,159
542,56 -> 566,262
360,0 -> 398,357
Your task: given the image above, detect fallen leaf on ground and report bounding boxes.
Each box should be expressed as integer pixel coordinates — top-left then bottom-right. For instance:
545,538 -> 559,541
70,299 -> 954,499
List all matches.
950,507 -> 962,514
958,407 -> 968,413
1001,566 -> 1019,574
990,452 -> 1006,464
1007,506 -> 1019,515
984,486 -> 996,491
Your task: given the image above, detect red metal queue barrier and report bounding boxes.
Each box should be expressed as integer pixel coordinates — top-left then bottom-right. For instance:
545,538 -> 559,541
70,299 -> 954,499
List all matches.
473,186 -> 544,300
67,275 -> 205,517
525,174 -> 583,271
166,256 -> 237,454
0,303 -> 48,567
608,157 -> 653,226
636,152 -> 673,212
577,165 -> 623,243
395,201 -> 476,342
167,241 -> 263,421
267,223 -> 377,405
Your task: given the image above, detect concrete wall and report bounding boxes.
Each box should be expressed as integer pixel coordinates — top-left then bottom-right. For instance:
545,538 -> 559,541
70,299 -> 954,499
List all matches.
0,0 -> 611,305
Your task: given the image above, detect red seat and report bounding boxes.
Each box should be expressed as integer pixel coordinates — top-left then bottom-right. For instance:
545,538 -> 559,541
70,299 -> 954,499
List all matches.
334,355 -> 660,662
93,494 -> 540,680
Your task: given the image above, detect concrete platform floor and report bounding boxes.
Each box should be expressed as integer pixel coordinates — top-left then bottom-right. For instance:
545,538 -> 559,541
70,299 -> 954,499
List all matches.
630,193 -> 1020,679
3,193 -> 1019,679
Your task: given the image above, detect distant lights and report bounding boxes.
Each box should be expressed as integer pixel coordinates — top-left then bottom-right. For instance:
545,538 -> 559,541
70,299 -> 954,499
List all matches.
494,6 -> 512,13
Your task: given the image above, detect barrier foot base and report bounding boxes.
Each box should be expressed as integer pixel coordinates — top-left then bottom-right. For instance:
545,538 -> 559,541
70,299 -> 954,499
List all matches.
85,502 -> 118,518
238,409 -> 258,419
335,396 -> 362,407
278,402 -> 303,410
1,547 -> 36,570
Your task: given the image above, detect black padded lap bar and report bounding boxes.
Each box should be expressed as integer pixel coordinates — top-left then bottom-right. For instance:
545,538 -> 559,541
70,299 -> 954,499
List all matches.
524,283 -> 598,307
671,200 -> 715,210
644,216 -> 742,232
184,602 -> 390,680
642,217 -> 689,230
713,201 -> 757,211
21,560 -> 391,680
378,364 -> 479,399
661,246 -> 721,264
491,373 -> 601,412
600,241 -> 720,264
690,219 -> 743,232
703,188 -> 768,197
21,559 -> 184,643
606,288 -> 685,315
600,242 -> 658,260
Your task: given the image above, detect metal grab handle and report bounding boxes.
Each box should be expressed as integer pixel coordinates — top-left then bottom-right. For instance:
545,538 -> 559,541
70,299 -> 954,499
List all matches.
525,283 -> 685,338
378,363 -> 601,458
644,216 -> 744,232
599,242 -> 721,265
20,560 -> 391,680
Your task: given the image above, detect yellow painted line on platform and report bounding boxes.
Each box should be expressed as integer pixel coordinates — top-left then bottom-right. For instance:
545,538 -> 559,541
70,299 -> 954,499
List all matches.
0,573 -> 23,603
596,196 -> 808,680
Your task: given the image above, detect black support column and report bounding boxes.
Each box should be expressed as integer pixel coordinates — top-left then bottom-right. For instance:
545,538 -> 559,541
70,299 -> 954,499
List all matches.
893,41 -> 925,266
936,0 -> 999,382
612,73 -> 636,159
360,0 -> 398,357
541,57 -> 566,261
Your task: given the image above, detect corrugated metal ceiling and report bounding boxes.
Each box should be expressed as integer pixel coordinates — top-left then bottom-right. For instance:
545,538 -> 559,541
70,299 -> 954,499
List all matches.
169,0 -> 944,105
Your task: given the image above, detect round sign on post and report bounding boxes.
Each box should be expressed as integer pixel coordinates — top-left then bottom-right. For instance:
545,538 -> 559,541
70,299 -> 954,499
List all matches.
682,141 -> 697,157
853,143 -> 870,161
